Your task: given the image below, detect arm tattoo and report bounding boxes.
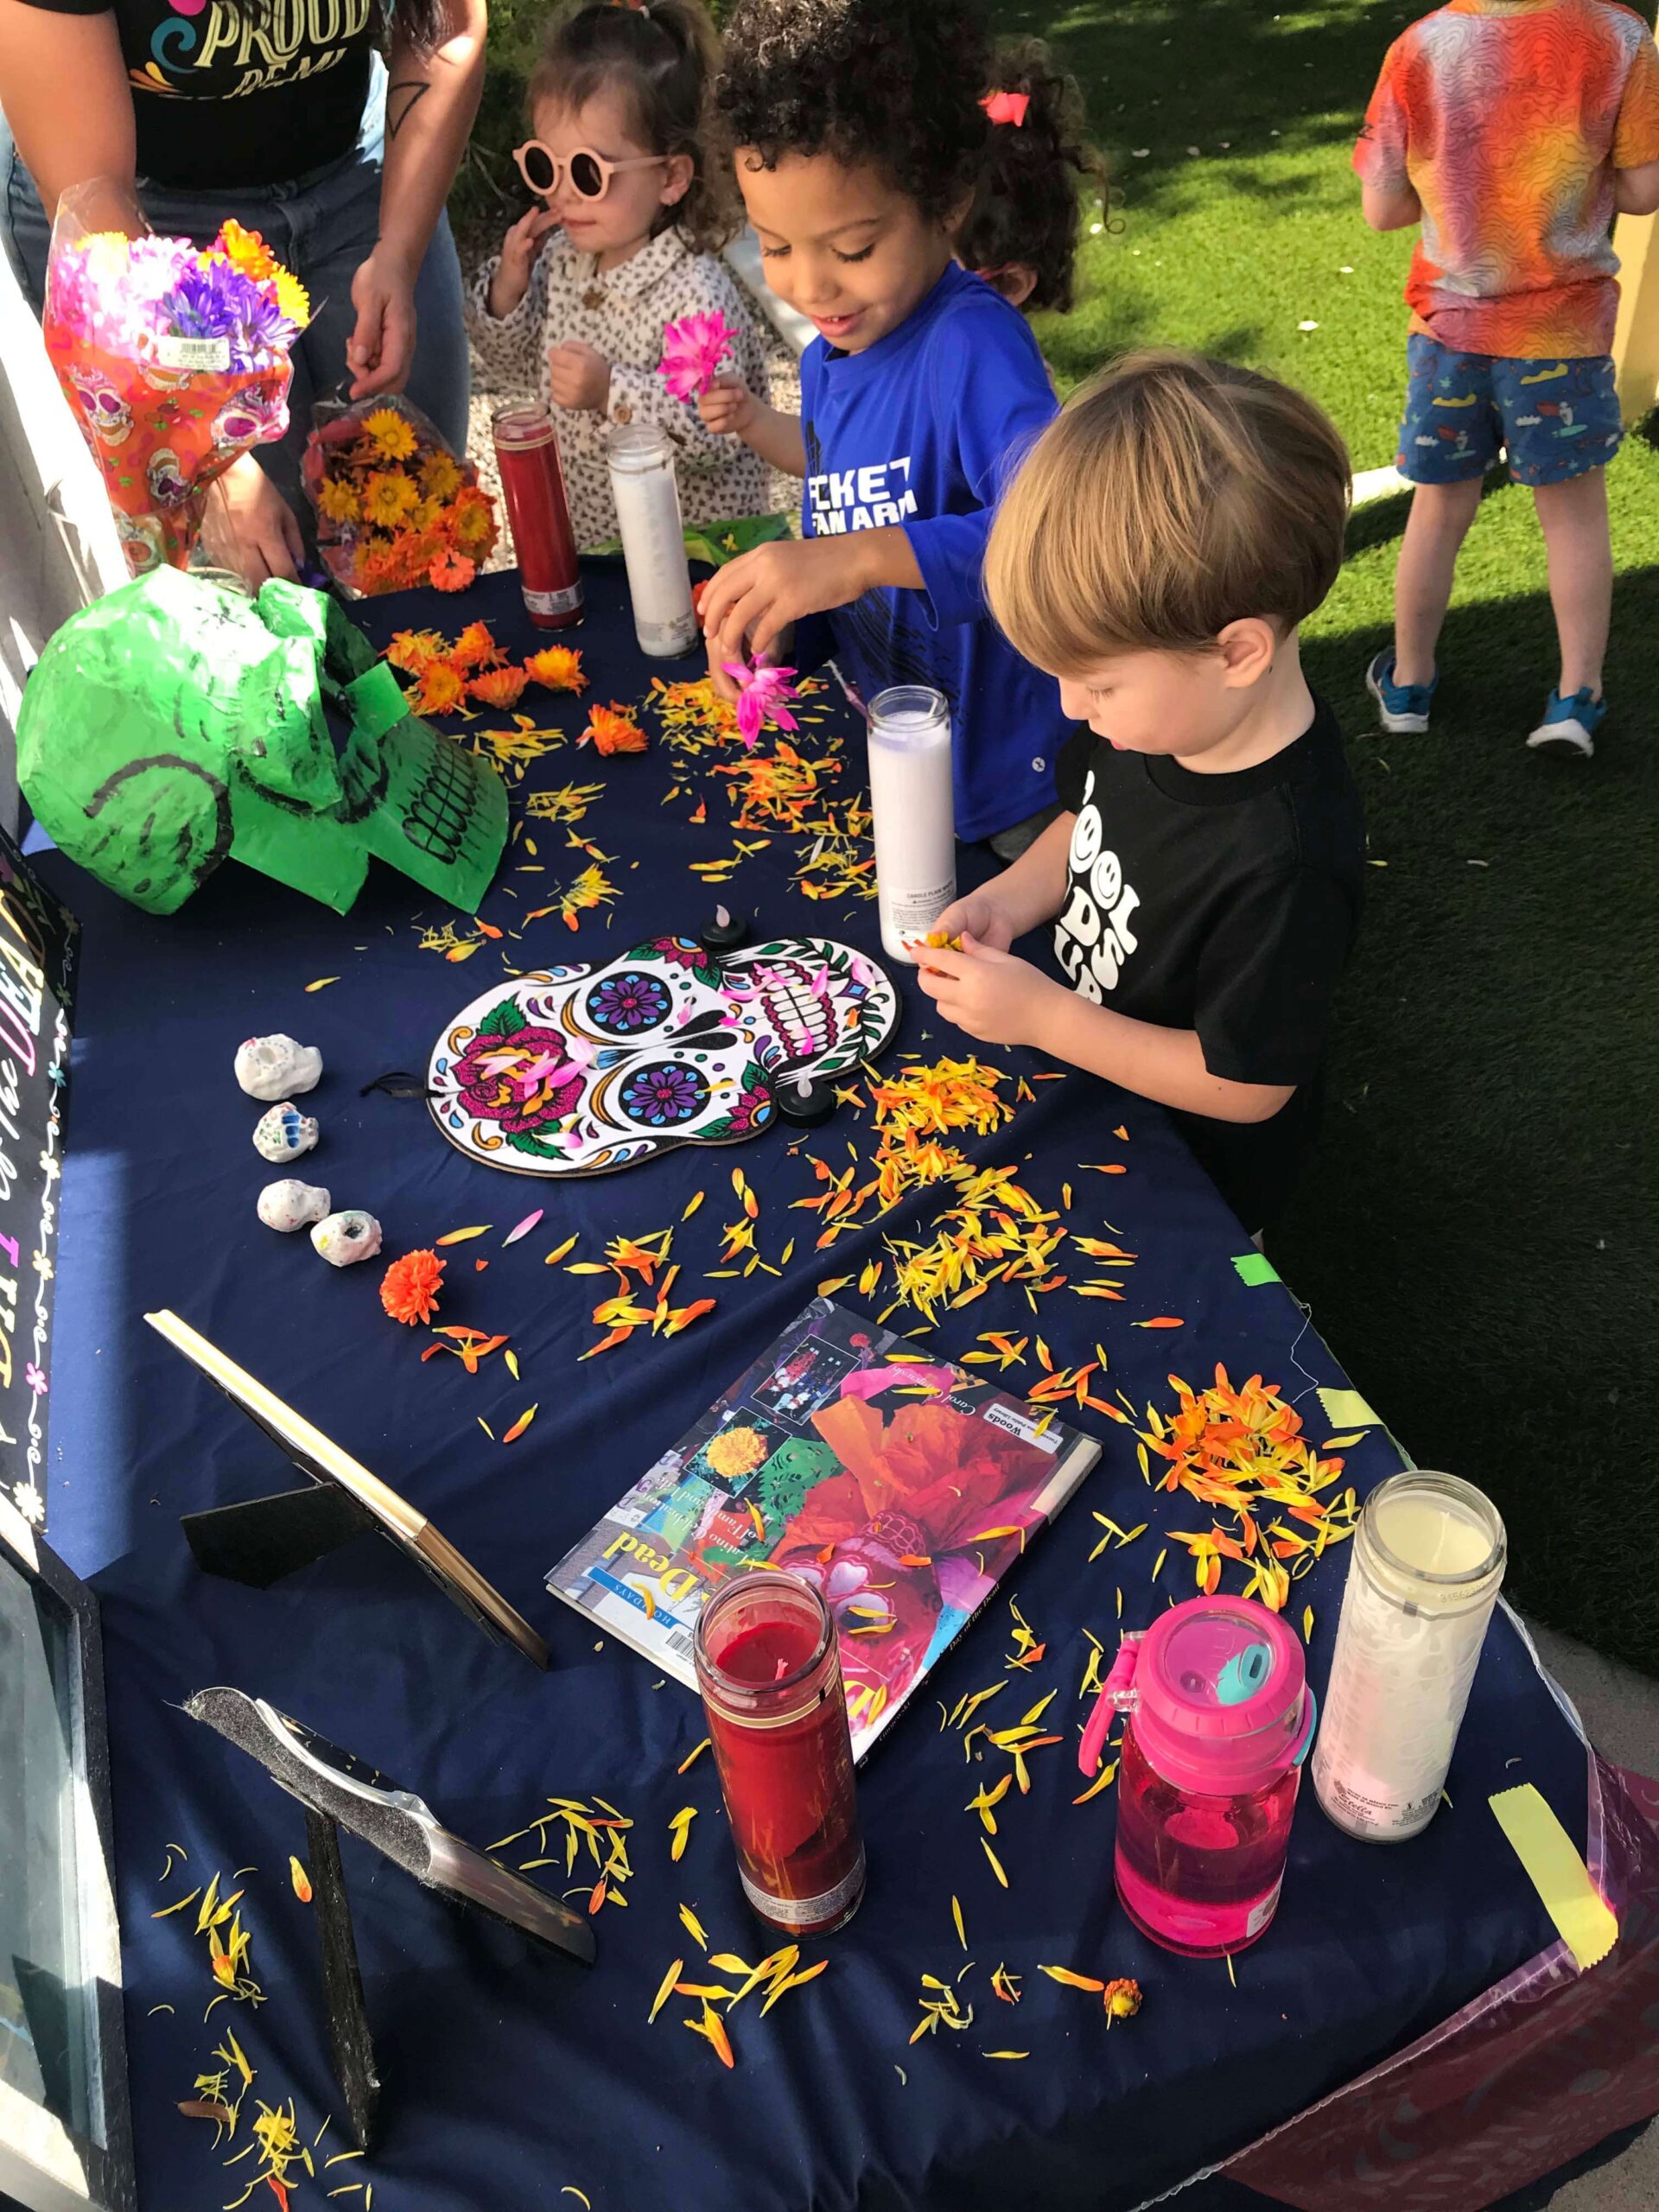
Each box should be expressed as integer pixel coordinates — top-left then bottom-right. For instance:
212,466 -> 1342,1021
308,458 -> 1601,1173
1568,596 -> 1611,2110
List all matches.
387,79 -> 430,139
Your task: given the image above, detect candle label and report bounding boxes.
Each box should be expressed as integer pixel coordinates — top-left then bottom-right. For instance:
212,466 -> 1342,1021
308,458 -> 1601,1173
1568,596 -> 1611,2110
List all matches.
741,1846 -> 866,1930
524,582 -> 583,617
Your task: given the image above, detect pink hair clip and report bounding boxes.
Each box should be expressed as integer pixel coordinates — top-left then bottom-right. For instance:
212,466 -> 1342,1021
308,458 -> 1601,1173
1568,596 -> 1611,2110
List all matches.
981,90 -> 1030,128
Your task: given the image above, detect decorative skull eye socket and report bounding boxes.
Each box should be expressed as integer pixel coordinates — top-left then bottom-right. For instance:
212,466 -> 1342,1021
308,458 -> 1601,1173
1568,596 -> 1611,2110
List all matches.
583,969 -> 674,1036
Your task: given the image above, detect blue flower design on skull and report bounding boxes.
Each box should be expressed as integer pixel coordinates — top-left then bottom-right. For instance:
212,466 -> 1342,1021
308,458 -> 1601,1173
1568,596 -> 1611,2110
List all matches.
619,1061 -> 709,1127
587,969 -> 673,1035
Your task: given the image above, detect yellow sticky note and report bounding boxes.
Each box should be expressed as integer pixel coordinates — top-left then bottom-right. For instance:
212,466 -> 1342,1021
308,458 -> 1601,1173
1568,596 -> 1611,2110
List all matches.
1489,1784 -> 1618,1971
1317,1387 -> 1380,1431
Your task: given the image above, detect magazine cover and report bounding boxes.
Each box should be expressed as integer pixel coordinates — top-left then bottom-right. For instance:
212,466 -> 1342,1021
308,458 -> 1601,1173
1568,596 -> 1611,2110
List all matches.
546,1298 -> 1101,1759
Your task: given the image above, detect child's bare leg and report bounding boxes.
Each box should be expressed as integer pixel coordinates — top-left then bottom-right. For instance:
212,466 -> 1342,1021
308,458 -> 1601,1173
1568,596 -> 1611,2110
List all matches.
1393,477 -> 1484,686
1533,468 -> 1611,698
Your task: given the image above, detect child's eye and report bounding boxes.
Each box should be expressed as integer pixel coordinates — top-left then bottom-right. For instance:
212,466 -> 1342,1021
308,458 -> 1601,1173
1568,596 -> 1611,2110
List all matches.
760,244 -> 790,259
834,244 -> 875,264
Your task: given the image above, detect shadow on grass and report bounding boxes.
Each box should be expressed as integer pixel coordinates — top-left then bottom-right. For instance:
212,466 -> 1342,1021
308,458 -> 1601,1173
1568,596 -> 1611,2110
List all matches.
1281,563 -> 1659,1676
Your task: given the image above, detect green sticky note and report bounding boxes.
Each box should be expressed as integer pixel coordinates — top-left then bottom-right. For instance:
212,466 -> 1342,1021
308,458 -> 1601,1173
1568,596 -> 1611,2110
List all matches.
1317,1387 -> 1380,1431
1490,1784 -> 1618,1970
1232,1251 -> 1280,1287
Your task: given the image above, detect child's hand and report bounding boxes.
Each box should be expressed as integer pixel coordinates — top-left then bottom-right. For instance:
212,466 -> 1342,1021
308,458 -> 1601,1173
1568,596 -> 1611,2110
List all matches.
547,340 -> 611,413
912,933 -> 1057,1047
707,623 -> 795,707
699,538 -> 863,667
929,890 -> 1014,955
489,207 -> 557,319
698,380 -> 757,439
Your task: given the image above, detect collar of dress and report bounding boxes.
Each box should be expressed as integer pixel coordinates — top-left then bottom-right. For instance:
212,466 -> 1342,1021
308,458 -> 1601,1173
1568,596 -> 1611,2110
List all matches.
557,225 -> 690,300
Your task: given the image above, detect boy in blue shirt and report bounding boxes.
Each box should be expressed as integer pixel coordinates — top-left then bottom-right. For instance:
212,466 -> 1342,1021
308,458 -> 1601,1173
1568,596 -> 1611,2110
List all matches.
698,0 -> 1069,849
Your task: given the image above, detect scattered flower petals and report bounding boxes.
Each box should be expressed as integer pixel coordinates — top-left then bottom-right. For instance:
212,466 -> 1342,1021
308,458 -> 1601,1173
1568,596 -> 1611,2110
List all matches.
679,1902 -> 708,1950
304,977 -> 339,992
677,1737 -> 711,1774
669,1807 -> 698,1862
435,1225 -> 492,1245
289,1857 -> 312,1904
501,1403 -> 538,1445
503,1208 -> 544,1247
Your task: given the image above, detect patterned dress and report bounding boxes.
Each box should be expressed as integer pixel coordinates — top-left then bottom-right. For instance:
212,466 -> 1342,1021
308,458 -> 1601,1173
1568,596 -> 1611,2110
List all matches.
1355,0 -> 1659,358
465,224 -> 772,548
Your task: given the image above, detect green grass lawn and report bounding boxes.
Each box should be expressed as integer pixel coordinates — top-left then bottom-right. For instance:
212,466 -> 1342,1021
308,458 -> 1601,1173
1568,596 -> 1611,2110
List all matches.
461,0 -> 1659,1674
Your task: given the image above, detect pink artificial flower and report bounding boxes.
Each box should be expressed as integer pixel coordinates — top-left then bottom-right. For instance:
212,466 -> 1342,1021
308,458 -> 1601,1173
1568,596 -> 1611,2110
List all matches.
659,310 -> 737,401
720,659 -> 801,750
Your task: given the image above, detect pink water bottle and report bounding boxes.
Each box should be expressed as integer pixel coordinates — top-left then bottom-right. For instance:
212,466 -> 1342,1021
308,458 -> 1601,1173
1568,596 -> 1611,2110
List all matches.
1078,1596 -> 1316,1957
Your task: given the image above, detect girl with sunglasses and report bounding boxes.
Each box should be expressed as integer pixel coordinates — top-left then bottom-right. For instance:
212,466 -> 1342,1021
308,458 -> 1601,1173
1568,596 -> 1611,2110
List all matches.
465,0 -> 769,549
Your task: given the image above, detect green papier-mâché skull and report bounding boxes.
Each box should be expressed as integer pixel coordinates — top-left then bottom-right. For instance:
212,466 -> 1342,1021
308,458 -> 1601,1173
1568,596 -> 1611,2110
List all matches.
16,568 -> 507,917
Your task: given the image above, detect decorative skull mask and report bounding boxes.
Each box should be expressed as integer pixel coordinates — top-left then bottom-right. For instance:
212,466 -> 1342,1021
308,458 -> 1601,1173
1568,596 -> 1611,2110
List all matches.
253,1103 -> 319,1162
310,1211 -> 382,1267
237,1034 -> 323,1101
257,1179 -> 331,1233
428,935 -> 899,1177
16,569 -> 507,919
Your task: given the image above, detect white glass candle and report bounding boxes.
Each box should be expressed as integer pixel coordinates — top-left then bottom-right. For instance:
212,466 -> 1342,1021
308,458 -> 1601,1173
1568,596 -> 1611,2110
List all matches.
607,425 -> 697,658
867,684 -> 957,963
1313,1471 -> 1506,1842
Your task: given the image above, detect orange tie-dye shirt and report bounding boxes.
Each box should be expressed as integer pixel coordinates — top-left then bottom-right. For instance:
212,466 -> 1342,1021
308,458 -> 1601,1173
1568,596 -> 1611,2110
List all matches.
1355,0 -> 1659,357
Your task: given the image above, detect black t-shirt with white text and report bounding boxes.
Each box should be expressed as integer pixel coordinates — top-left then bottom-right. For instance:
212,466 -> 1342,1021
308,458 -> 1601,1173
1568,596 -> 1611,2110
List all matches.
16,0 -> 378,191
1052,698 -> 1363,1230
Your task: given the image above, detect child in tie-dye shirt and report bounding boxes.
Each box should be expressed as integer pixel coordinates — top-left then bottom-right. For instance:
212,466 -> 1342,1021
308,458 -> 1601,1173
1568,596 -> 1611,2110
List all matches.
1357,0 -> 1659,757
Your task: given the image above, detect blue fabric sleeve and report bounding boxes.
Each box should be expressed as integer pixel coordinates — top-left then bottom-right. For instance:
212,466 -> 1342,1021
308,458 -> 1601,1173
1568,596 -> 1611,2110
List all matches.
903,299 -> 1058,630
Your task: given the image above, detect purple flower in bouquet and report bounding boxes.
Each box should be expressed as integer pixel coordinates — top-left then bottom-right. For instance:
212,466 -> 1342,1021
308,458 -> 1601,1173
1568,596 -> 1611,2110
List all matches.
720,658 -> 802,751
659,310 -> 736,401
162,257 -> 295,368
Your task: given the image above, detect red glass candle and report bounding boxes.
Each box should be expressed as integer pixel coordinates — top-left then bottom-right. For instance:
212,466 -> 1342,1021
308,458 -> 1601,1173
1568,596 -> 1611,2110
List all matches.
491,402 -> 582,629
693,1572 -> 865,1936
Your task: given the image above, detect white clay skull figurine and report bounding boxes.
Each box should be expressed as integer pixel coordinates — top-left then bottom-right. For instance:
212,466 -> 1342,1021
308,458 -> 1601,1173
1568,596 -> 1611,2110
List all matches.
257,1179 -> 331,1233
253,1103 -> 320,1162
310,1211 -> 382,1267
236,1033 -> 323,1101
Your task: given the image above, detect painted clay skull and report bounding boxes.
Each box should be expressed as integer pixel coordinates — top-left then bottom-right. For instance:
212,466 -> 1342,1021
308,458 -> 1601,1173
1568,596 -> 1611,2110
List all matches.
236,1033 -> 323,1101
428,934 -> 899,1177
257,1179 -> 331,1233
253,1102 -> 319,1161
310,1211 -> 382,1266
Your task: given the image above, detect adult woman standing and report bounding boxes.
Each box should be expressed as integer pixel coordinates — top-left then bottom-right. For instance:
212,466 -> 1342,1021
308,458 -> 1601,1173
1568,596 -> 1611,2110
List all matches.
0,0 -> 484,583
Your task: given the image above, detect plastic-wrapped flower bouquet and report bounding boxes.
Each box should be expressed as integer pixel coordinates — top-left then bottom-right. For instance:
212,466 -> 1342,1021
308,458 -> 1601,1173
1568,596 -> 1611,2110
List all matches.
302,392 -> 499,596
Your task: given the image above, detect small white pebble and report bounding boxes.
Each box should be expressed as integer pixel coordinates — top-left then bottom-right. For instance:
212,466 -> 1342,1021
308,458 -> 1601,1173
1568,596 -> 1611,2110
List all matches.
1339,264 -> 1355,274
1299,319 -> 1319,331
1186,145 -> 1201,156
1220,141 -> 1230,149
1132,148 -> 1150,158
1270,128 -> 1281,136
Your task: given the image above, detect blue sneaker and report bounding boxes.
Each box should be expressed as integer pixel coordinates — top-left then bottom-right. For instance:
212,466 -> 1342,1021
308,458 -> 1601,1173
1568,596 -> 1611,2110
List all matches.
1526,688 -> 1605,758
1365,650 -> 1437,734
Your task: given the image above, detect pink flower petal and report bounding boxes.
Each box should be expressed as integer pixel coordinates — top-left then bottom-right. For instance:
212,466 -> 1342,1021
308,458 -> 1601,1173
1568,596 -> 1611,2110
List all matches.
502,1208 -> 544,1247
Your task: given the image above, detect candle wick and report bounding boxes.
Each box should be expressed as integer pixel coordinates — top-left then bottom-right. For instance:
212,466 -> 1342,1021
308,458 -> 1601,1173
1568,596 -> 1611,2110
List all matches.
715,903 -> 730,928
792,1076 -> 811,1098
774,1658 -> 788,1681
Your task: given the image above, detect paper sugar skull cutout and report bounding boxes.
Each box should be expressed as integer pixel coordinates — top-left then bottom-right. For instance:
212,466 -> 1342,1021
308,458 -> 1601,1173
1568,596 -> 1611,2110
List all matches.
310,1211 -> 382,1266
237,1033 -> 322,1101
257,1179 -> 331,1233
254,1103 -> 319,1162
16,568 -> 506,919
429,935 -> 899,1177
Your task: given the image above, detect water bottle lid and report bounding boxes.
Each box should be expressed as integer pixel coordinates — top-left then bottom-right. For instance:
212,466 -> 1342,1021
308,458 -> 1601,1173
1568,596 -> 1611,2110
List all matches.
1129,1596 -> 1309,1797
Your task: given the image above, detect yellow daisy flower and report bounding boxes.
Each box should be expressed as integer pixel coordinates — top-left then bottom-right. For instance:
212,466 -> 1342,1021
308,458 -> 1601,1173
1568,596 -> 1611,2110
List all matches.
273,267 -> 310,330
316,476 -> 360,524
420,450 -> 462,499
362,407 -> 417,461
448,487 -> 496,550
362,470 -> 420,527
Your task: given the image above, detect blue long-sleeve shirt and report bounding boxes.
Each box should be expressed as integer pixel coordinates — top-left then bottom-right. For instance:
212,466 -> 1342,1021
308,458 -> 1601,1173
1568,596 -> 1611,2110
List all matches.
793,264 -> 1068,843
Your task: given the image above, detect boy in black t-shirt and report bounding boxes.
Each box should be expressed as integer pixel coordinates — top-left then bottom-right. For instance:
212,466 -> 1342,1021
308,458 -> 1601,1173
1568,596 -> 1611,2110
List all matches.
917,351 -> 1363,1233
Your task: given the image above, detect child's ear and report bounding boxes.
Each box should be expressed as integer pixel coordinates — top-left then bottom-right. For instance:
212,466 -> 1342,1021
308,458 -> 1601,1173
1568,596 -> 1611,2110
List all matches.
660,152 -> 696,210
1216,617 -> 1279,689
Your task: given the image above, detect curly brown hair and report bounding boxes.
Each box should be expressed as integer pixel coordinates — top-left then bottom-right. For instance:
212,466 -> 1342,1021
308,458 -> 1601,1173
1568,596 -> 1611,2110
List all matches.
957,40 -> 1109,316
529,0 -> 736,255
715,0 -> 991,226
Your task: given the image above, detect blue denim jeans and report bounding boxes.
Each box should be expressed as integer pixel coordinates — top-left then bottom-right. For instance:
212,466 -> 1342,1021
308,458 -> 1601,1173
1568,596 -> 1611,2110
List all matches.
0,60 -> 470,523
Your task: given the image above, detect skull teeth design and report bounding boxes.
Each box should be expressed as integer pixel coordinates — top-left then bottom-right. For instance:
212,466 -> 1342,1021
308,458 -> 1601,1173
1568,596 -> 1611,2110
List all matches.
753,962 -> 835,1065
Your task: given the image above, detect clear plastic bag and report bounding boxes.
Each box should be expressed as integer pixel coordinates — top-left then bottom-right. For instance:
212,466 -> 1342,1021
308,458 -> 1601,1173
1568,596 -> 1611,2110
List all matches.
301,391 -> 499,596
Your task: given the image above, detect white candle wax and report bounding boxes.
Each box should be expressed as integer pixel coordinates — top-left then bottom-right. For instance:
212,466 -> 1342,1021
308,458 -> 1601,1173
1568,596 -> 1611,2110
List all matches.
607,427 -> 696,658
1313,1472 -> 1505,1842
867,686 -> 957,963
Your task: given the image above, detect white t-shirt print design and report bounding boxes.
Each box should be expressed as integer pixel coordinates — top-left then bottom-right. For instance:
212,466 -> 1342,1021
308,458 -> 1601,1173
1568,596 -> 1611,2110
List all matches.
1054,769 -> 1142,1004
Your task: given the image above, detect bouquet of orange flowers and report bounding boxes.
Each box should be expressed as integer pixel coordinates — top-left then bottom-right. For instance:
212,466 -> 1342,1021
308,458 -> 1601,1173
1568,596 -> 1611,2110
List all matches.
302,392 -> 498,596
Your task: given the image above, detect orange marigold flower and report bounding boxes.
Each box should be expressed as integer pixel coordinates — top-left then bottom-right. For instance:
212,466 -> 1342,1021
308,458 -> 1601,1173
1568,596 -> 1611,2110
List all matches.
446,485 -> 498,553
217,218 -> 278,280
430,548 -> 477,593
468,665 -> 528,709
524,645 -> 587,694
449,620 -> 505,671
1103,1979 -> 1141,2022
380,1249 -> 446,1326
582,702 -> 648,755
407,660 -> 467,716
385,627 -> 446,674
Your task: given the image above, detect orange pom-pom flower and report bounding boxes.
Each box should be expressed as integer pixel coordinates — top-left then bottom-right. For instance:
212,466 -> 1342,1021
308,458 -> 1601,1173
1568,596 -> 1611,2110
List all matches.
524,645 -> 587,694
468,665 -> 529,709
430,548 -> 476,593
580,702 -> 648,755
380,1249 -> 447,1326
449,620 -> 505,672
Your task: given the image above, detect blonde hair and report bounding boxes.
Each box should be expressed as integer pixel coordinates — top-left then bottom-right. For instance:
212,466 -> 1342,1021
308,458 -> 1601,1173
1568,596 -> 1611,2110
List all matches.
985,350 -> 1351,669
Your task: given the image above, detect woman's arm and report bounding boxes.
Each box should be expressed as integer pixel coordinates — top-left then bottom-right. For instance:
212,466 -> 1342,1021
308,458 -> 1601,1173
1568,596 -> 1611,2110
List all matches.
0,0 -> 134,216
347,0 -> 487,399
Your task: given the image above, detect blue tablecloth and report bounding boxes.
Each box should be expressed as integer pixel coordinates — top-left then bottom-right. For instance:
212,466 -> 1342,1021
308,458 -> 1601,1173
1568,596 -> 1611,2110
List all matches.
35,562 -> 1586,2212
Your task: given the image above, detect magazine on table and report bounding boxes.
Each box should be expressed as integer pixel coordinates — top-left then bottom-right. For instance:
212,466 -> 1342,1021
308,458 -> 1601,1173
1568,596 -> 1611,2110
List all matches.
545,1296 -> 1100,1760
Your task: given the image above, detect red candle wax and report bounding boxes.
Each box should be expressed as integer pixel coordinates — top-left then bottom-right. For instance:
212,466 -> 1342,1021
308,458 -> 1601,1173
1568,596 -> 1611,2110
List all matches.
491,402 -> 583,629
694,1572 -> 864,1936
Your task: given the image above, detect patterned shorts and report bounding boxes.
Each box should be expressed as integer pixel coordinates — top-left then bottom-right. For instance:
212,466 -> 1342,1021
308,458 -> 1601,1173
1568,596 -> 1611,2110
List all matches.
1396,334 -> 1622,488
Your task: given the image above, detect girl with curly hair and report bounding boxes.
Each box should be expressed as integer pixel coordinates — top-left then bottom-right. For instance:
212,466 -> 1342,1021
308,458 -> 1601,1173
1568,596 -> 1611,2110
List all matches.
697,0 -> 1071,852
959,39 -> 1109,317
464,0 -> 771,547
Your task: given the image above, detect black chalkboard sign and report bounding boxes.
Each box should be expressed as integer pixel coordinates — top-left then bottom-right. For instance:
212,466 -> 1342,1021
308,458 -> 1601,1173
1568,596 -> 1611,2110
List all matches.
0,828 -> 77,1532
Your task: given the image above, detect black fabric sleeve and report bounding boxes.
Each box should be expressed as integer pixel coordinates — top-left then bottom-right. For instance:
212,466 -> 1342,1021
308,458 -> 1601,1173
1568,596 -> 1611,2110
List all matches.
1193,868 -> 1357,1088
1054,726 -> 1096,814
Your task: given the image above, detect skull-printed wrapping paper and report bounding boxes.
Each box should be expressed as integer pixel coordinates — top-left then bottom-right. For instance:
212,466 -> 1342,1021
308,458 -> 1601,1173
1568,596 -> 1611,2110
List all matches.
16,568 -> 507,918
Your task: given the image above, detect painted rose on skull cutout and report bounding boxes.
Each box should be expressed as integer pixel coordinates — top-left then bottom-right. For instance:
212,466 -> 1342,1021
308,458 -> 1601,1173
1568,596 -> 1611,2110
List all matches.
451,1022 -> 586,1135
